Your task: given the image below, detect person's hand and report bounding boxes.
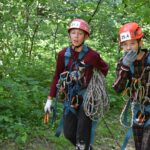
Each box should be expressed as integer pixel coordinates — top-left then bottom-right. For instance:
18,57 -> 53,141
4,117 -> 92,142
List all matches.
122,50 -> 137,67
44,99 -> 52,113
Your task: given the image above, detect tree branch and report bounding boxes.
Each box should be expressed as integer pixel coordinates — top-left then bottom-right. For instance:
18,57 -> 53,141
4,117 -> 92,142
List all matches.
29,19 -> 42,59
88,0 -> 102,24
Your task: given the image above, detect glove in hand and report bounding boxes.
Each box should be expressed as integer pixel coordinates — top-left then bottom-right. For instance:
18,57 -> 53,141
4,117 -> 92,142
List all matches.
44,99 -> 52,113
122,50 -> 137,67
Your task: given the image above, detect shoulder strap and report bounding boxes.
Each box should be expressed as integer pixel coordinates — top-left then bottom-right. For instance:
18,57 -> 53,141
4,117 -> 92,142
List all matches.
64,47 -> 71,67
146,51 -> 150,65
78,45 -> 89,60
121,128 -> 133,150
64,45 -> 89,67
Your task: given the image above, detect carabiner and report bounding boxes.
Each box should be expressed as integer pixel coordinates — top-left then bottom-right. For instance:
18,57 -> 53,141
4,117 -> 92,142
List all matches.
43,112 -> 49,124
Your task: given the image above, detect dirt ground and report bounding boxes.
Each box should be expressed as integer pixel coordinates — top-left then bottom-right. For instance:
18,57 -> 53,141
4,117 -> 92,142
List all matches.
0,137 -> 135,150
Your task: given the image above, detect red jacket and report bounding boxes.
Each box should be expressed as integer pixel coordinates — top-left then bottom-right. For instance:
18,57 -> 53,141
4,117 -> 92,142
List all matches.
49,46 -> 109,97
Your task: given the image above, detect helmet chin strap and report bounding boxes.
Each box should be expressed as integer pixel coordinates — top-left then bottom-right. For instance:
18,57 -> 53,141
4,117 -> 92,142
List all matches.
137,40 -> 141,54
73,42 -> 84,50
137,47 -> 141,54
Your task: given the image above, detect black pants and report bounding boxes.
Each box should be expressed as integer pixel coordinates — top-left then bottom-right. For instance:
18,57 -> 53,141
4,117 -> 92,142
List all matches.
133,124 -> 150,150
63,106 -> 92,150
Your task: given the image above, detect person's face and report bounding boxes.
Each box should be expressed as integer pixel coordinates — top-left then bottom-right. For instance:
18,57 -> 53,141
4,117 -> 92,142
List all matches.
121,39 -> 141,52
69,29 -> 88,47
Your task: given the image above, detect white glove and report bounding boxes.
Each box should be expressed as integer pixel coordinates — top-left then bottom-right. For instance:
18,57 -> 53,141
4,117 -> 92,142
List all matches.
44,99 -> 52,113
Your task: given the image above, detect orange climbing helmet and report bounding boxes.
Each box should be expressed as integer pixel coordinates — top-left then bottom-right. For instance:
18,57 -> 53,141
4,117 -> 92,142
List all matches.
68,18 -> 90,36
119,22 -> 144,43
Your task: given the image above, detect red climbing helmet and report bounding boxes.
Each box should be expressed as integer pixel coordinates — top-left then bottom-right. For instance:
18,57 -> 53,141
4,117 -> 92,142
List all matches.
119,22 -> 144,43
68,18 -> 90,36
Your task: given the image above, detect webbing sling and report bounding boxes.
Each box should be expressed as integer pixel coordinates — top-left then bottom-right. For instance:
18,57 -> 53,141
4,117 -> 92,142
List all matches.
121,128 -> 133,150
64,45 -> 89,115
90,121 -> 97,144
121,51 -> 150,150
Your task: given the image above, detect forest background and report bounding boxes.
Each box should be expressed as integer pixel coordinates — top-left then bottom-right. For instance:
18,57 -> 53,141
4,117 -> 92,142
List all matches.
0,0 -> 150,150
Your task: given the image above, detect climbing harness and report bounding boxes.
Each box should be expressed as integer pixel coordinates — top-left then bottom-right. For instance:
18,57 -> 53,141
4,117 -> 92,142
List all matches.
120,65 -> 150,128
55,45 -> 90,137
83,69 -> 109,121
120,52 -> 150,150
56,45 -> 89,104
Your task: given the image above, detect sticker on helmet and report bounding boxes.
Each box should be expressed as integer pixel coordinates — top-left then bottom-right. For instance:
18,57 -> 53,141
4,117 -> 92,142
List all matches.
120,31 -> 131,42
70,21 -> 81,28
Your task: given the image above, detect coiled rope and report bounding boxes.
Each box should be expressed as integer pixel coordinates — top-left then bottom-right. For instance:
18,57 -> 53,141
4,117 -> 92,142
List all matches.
120,66 -> 150,127
83,69 -> 109,121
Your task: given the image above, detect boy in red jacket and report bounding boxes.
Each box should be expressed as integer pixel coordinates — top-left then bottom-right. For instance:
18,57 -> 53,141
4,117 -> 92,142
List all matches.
44,18 -> 109,150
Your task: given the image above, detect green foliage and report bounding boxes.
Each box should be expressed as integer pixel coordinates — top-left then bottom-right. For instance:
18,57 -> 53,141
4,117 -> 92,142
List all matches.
0,0 -> 150,149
